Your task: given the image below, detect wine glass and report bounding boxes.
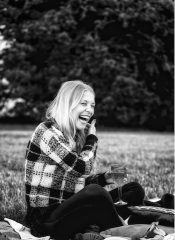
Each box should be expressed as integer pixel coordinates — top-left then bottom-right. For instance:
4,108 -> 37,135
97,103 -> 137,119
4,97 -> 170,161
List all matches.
110,163 -> 128,206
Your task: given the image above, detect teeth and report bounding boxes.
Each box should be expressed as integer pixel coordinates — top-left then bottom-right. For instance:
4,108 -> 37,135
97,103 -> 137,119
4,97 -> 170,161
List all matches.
80,116 -> 89,121
79,116 -> 89,123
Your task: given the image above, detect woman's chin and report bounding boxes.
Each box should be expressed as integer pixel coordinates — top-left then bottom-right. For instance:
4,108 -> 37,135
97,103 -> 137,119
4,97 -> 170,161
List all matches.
76,126 -> 86,131
76,122 -> 87,131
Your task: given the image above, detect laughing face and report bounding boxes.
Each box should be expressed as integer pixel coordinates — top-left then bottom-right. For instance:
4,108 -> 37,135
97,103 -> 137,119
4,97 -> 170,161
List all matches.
72,90 -> 95,131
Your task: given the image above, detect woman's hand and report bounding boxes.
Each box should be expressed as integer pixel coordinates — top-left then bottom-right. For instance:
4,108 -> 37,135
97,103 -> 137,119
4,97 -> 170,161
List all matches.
87,119 -> 96,136
104,171 -> 115,184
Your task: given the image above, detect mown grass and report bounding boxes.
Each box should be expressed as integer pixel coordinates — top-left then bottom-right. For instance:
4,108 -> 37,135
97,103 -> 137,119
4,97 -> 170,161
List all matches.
0,128 -> 174,223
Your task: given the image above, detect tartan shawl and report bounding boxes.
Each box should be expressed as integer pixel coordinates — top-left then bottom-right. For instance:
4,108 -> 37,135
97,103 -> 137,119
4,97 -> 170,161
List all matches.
25,118 -> 98,208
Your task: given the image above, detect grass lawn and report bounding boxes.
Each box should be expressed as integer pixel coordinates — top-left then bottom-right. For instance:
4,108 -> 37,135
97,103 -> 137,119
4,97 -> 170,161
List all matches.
0,126 -> 174,223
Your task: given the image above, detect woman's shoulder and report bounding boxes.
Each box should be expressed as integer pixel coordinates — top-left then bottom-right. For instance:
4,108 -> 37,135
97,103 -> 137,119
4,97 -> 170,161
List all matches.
30,119 -> 60,140
31,118 -> 67,143
37,118 -> 67,139
35,118 -> 60,131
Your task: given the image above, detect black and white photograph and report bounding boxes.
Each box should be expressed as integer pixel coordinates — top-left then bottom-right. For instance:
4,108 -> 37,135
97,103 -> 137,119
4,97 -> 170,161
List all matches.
0,0 -> 174,240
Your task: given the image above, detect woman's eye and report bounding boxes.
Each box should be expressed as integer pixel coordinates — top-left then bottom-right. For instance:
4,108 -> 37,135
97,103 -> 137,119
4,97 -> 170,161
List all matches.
81,102 -> 86,106
91,105 -> 95,109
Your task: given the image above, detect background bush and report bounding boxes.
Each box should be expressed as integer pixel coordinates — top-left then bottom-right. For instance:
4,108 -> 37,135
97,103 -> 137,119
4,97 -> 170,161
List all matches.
0,0 -> 174,130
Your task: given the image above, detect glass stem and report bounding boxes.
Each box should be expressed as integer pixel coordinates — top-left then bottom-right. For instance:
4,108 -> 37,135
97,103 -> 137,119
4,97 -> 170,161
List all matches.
118,186 -> 122,201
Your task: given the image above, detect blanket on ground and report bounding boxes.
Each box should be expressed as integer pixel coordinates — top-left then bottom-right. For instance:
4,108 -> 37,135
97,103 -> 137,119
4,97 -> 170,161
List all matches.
0,219 -> 174,240
0,219 -> 51,240
101,222 -> 174,239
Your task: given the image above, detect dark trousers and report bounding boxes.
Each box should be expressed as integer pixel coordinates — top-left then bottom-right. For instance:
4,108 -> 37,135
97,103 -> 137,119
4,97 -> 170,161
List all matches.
42,182 -> 145,240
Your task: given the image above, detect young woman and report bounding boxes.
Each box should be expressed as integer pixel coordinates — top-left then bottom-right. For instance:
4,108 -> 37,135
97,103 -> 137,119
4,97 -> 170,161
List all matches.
25,80 -> 145,240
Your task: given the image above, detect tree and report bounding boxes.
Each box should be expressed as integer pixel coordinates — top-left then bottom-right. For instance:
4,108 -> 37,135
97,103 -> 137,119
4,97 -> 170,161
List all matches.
0,0 -> 174,130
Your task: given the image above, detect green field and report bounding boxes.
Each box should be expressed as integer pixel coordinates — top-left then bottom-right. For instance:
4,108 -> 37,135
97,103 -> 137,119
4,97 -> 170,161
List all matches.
0,128 -> 174,223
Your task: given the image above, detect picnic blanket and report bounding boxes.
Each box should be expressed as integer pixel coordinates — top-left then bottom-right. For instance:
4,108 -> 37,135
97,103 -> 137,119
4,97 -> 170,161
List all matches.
101,222 -> 174,239
1,218 -> 174,240
0,218 -> 51,240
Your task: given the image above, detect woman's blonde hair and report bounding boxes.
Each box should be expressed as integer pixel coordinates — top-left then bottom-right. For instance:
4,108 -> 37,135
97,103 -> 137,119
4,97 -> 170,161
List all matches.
46,80 -> 95,152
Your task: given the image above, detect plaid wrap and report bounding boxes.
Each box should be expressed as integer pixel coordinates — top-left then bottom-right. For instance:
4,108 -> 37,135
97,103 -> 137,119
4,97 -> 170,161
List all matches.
25,119 -> 98,208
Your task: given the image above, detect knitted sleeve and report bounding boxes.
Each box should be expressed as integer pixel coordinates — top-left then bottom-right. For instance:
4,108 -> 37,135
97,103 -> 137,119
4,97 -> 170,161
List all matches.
29,122 -> 98,175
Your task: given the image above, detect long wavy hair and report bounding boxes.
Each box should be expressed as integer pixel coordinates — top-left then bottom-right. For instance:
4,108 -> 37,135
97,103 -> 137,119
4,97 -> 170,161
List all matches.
46,80 -> 95,152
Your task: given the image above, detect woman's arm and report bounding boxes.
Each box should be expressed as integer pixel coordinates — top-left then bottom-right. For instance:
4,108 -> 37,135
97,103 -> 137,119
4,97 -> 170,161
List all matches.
28,121 -> 98,175
85,170 -> 125,187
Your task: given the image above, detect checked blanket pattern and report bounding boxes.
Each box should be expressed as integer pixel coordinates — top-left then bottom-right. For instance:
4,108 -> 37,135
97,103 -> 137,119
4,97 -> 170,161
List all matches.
25,119 -> 98,208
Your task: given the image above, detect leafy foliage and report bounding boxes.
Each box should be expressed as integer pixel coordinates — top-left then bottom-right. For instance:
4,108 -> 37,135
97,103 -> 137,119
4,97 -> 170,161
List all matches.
0,0 -> 174,130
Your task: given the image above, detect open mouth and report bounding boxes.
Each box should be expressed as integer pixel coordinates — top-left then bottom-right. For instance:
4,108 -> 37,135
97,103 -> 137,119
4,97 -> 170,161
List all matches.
79,116 -> 90,123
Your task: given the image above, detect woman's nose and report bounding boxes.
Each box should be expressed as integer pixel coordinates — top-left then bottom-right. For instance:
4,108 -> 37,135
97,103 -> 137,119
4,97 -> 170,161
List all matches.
86,105 -> 93,113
